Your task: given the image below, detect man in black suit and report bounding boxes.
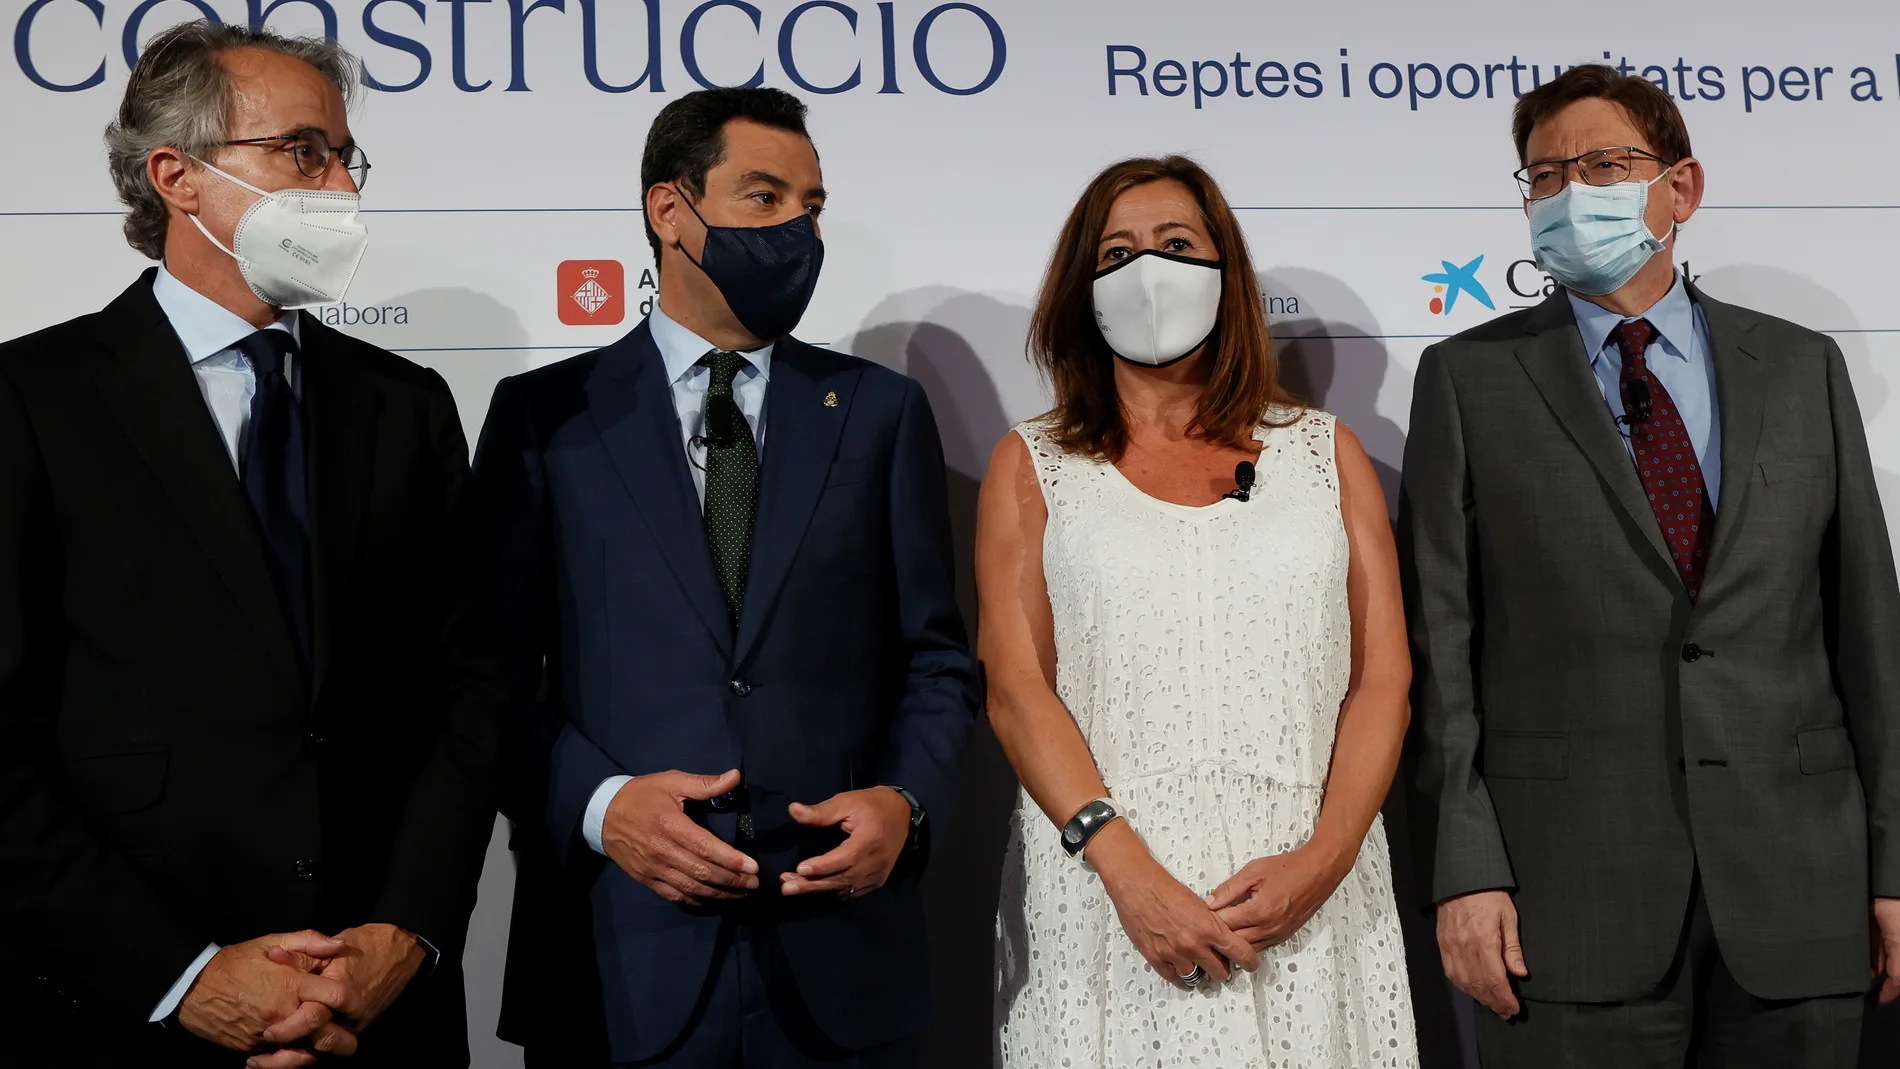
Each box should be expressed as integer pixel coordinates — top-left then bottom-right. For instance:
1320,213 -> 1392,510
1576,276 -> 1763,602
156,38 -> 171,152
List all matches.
0,21 -> 506,1068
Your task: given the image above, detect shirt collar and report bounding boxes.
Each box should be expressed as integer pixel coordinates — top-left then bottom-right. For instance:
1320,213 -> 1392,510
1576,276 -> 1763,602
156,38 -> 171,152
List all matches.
1568,271 -> 1696,365
647,300 -> 773,385
152,263 -> 301,366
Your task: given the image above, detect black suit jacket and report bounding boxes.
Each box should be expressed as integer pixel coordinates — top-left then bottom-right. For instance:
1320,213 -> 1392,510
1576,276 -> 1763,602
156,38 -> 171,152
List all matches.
0,270 -> 508,1066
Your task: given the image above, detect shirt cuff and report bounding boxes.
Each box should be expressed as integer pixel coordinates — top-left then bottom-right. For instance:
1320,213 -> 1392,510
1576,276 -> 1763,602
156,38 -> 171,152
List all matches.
150,943 -> 220,1023
582,775 -> 635,856
414,931 -> 442,977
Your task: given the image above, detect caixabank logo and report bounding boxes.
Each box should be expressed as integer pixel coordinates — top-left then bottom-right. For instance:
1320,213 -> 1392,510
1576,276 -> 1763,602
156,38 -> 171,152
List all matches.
1422,254 -> 1704,319
15,0 -> 1006,96
1420,255 -> 1495,317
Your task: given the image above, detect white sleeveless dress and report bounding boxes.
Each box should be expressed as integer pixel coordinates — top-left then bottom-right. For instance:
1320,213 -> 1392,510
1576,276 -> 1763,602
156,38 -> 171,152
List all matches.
995,408 -> 1419,1069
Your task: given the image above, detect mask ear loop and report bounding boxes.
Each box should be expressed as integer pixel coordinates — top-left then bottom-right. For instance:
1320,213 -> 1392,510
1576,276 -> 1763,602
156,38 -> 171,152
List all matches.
1643,163 -> 1679,245
185,211 -> 243,263
181,155 -> 274,264
182,161 -> 249,268
668,184 -> 715,273
188,155 -> 274,200
1648,163 -> 1686,240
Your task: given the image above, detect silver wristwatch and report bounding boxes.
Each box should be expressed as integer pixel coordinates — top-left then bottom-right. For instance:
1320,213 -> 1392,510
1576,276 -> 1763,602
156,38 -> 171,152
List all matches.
1060,797 -> 1121,857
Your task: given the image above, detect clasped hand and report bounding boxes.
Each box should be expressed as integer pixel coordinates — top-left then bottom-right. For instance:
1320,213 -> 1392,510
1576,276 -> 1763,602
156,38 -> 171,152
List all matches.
1206,847 -> 1341,951
1100,840 -> 1341,987
177,922 -> 425,1067
601,769 -> 912,903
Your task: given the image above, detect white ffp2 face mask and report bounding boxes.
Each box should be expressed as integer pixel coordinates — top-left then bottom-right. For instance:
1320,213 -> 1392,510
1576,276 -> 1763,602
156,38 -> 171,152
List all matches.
1091,250 -> 1224,367
186,158 -> 370,309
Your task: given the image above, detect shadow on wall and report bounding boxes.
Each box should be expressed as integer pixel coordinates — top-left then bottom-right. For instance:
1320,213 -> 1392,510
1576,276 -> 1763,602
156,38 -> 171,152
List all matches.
1260,267 -> 1476,1069
1261,267 -> 1407,515
1696,265 -> 1900,1067
846,290 -> 1029,1069
348,286 -> 534,448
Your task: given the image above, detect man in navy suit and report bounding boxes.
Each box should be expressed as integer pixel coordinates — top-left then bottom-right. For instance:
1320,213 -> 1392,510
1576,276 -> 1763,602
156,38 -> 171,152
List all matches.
475,87 -> 980,1068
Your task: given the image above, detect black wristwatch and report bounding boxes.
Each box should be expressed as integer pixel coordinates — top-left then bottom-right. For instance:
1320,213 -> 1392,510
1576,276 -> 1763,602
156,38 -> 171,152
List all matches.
1061,797 -> 1121,857
886,785 -> 926,850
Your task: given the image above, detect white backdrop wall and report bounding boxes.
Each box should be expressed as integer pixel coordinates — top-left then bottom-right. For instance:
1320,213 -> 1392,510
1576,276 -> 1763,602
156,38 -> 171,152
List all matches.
6,1 -> 1899,1065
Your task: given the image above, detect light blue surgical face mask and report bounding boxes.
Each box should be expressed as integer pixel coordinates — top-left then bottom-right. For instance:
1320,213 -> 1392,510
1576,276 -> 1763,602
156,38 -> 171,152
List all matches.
1527,167 -> 1673,296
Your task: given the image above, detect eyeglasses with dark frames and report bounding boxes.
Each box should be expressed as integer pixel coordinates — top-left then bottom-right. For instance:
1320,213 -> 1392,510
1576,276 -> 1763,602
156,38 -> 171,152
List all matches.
219,127 -> 370,191
1514,146 -> 1673,201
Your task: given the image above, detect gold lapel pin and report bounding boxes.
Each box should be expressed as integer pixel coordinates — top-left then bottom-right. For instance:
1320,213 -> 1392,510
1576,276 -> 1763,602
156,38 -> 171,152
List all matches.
822,391 -> 838,408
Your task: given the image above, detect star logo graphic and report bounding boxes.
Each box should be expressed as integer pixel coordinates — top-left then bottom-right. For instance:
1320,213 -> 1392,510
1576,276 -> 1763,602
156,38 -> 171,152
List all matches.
1422,255 -> 1496,316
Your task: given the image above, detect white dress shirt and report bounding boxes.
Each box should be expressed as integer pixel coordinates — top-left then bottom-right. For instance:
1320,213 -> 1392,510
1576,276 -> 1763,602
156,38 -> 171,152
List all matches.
143,265 -> 301,1023
581,303 -> 772,856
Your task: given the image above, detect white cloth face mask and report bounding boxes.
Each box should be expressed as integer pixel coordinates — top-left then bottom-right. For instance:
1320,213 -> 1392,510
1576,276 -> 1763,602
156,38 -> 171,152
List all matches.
186,157 -> 370,309
1090,250 -> 1224,367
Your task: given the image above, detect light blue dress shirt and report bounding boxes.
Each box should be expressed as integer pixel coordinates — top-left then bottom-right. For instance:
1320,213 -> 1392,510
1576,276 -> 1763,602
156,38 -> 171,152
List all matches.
581,303 -> 773,856
143,265 -> 302,1023
150,264 -> 301,474
1567,272 -> 1723,511
649,300 -> 773,505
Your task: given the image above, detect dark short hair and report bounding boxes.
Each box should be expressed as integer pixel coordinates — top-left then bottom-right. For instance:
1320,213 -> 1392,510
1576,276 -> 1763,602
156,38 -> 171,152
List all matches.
1028,156 -> 1297,462
639,86 -> 811,266
1512,63 -> 1692,166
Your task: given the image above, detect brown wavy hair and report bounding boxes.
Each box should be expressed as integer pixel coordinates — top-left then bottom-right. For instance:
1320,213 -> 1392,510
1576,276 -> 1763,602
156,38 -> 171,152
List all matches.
1028,155 -> 1295,461
1512,64 -> 1692,167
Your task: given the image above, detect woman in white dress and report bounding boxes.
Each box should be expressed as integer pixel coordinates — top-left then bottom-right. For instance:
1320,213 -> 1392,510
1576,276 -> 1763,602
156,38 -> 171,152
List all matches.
978,156 -> 1419,1068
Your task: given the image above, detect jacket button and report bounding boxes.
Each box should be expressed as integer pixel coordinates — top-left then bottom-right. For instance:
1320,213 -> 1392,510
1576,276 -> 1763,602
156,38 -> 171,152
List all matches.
1680,643 -> 1702,663
294,859 -> 320,879
730,680 -> 752,697
709,792 -> 735,812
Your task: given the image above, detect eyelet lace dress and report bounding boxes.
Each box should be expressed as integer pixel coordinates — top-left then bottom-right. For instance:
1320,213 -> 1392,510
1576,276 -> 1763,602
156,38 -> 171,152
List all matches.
995,408 -> 1419,1069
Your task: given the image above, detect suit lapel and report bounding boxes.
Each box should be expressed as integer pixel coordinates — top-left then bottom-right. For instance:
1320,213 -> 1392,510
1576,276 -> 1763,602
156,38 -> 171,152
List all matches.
297,317 -> 381,704
86,272 -> 304,687
587,322 -> 733,656
1513,292 -> 1677,574
1691,286 -> 1766,591
734,340 -> 859,664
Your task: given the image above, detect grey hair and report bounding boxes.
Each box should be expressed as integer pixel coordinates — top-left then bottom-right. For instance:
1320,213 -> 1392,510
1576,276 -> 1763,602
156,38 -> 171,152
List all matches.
105,20 -> 361,260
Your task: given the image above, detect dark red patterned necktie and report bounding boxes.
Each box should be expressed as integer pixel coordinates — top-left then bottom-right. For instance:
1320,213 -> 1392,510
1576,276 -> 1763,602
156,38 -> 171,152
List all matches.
1615,318 -> 1714,601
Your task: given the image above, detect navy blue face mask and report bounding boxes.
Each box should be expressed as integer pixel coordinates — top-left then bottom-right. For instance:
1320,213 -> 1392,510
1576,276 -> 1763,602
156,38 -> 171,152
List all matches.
675,188 -> 825,340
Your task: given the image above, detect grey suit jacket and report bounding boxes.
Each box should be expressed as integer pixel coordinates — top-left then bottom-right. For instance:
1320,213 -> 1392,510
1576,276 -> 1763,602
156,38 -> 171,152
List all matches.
1400,284 -> 1900,1003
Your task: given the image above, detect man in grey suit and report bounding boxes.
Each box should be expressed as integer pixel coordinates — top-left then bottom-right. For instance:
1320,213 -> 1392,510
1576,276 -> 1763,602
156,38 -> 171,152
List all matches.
1402,63 -> 1900,1067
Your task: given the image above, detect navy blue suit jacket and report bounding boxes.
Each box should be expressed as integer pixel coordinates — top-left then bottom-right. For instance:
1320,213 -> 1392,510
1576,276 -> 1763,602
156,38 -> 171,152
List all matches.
474,320 -> 979,1062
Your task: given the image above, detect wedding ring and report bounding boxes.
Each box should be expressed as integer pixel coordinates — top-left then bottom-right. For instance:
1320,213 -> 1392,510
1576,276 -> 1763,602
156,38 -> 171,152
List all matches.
1179,965 -> 1207,987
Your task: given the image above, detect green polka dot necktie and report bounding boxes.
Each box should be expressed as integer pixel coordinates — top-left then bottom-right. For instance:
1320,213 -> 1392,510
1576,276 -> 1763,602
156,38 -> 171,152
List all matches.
701,350 -> 758,629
